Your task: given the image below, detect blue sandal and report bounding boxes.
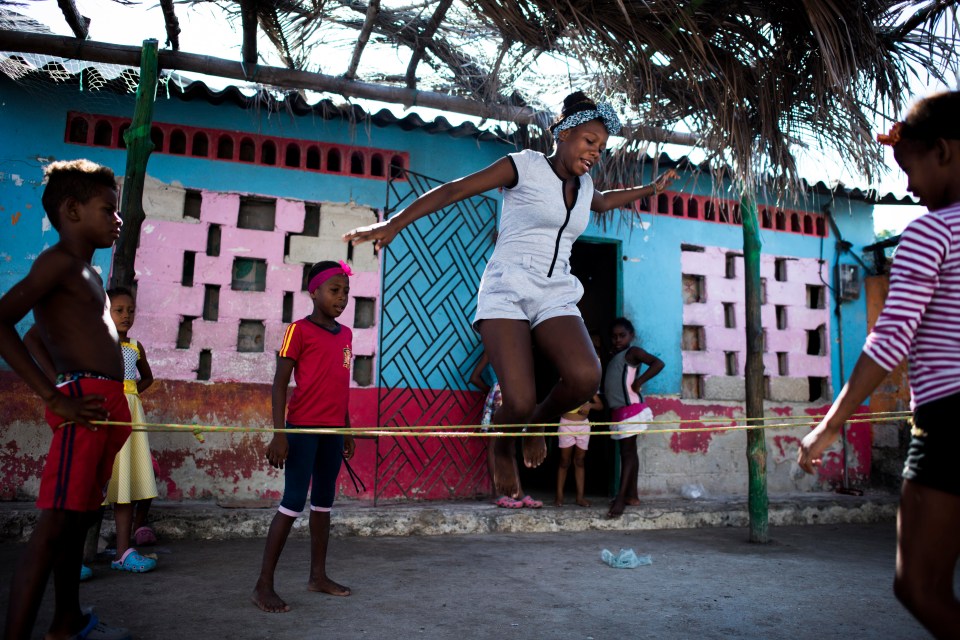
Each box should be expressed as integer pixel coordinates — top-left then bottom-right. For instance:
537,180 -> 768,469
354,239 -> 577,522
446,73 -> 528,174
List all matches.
80,564 -> 93,582
110,548 -> 156,573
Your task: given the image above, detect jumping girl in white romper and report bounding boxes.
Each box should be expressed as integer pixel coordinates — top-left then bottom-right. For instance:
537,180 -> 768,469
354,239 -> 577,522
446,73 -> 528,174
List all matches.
345,91 -> 677,497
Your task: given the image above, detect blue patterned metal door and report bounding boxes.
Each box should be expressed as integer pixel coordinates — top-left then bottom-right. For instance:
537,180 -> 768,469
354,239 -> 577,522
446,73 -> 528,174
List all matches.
376,169 -> 498,501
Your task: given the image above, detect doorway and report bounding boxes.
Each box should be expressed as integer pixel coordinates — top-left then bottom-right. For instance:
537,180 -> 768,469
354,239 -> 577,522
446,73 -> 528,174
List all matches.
518,238 -> 621,498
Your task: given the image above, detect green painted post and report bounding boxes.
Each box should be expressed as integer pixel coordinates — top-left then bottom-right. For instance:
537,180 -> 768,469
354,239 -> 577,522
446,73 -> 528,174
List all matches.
741,192 -> 769,543
110,39 -> 158,289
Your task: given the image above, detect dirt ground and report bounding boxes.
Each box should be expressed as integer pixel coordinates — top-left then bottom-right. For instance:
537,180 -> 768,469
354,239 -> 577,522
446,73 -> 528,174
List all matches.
0,522 -> 948,639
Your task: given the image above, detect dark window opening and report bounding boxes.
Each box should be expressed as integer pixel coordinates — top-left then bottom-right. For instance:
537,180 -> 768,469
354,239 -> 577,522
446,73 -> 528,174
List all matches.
657,194 -> 669,214
217,135 -> 234,160
807,285 -> 825,309
687,199 -> 699,219
306,146 -> 321,170
723,302 -> 736,328
239,138 -> 255,162
197,349 -> 212,381
301,264 -> 312,291
150,126 -> 164,152
390,155 -> 405,179
808,377 -> 826,402
169,129 -> 187,155
176,316 -> 195,349
184,189 -> 202,219
327,149 -> 342,172
237,197 -> 276,231
725,253 -> 738,278
237,320 -> 266,353
775,210 -> 786,231
672,196 -> 685,217
261,141 -> 277,166
774,258 -> 787,282
761,208 -> 772,229
285,144 -> 300,168
777,352 -> 788,376
703,201 -> 716,221
191,132 -> 209,157
282,292 -> 294,324
681,374 -> 703,399
790,213 -> 801,232
353,355 -> 373,386
371,154 -> 385,177
93,120 -> 113,146
816,217 -> 826,237
806,326 -> 824,356
775,305 -> 787,330
718,203 -> 730,223
682,325 -> 704,351
350,151 -> 364,175
231,258 -> 267,292
203,285 -> 220,321
354,297 -> 376,328
68,117 -> 89,143
181,251 -> 196,287
725,352 -> 738,376
302,203 -> 320,237
206,224 -> 221,257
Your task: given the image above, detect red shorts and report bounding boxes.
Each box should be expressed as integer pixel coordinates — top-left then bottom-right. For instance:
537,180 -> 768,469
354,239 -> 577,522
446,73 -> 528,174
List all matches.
37,378 -> 132,512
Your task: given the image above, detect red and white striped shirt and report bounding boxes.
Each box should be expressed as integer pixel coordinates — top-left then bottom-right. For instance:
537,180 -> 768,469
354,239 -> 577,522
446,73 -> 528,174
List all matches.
863,202 -> 960,409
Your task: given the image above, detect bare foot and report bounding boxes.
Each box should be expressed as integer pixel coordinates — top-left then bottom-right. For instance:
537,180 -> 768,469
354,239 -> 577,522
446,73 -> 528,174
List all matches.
554,497 -> 564,507
251,582 -> 291,613
576,497 -> 591,507
607,497 -> 626,519
522,431 -> 547,468
308,577 -> 351,597
625,497 -> 641,506
492,438 -> 520,497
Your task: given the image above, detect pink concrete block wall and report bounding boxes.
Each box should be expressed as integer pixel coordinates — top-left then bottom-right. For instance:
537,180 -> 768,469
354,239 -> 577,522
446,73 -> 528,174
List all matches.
133,186 -> 381,387
682,246 -> 830,380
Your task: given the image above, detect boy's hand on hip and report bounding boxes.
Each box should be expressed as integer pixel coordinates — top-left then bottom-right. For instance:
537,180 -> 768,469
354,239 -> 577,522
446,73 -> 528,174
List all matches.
49,393 -> 107,425
266,434 -> 289,469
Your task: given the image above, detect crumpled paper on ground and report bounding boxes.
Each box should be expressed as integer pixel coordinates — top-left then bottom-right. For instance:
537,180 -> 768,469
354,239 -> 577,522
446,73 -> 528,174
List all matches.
600,548 -> 652,568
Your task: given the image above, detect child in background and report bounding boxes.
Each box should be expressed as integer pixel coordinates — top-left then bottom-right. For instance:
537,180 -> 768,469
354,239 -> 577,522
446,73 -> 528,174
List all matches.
470,352 -> 542,508
252,260 -> 357,614
604,318 -> 664,519
1,159 -> 131,640
799,91 -> 960,638
344,91 -> 677,500
555,393 -> 602,507
105,287 -> 159,573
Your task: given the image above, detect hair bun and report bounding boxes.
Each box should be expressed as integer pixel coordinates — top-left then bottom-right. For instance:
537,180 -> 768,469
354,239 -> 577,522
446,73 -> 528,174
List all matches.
561,91 -> 596,117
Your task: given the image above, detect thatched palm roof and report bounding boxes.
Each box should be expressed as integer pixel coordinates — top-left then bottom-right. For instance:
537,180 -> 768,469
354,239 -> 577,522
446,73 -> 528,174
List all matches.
32,0 -> 960,194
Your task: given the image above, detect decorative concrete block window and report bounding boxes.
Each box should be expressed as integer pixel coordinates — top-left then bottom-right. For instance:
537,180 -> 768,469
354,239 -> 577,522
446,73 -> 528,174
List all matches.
808,377 -> 826,401
302,203 -> 320,237
69,116 -> 89,143
239,137 -> 256,162
93,120 -> 113,146
285,143 -> 300,168
217,135 -> 233,160
806,325 -> 825,356
176,316 -> 195,349
282,292 -> 294,323
169,129 -> 187,154
371,154 -> 385,177
237,320 -> 266,353
350,151 -> 364,175
390,155 -> 405,179
238,197 -> 276,231
183,189 -> 202,219
724,351 -> 738,375
353,355 -> 373,386
682,275 -> 705,304
725,253 -> 738,278
150,126 -> 163,151
306,146 -> 321,170
232,258 -> 267,292
672,195 -> 685,217
777,352 -> 788,375
261,140 -> 277,166
354,298 -> 376,329
191,132 -> 209,158
328,148 -> 342,172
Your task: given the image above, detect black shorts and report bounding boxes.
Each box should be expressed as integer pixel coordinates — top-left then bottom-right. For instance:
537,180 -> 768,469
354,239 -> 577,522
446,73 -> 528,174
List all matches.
902,391 -> 960,496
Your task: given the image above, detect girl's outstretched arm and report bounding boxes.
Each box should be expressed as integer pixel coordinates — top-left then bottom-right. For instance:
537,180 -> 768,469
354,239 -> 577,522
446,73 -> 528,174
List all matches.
591,169 -> 678,213
342,157 -> 516,250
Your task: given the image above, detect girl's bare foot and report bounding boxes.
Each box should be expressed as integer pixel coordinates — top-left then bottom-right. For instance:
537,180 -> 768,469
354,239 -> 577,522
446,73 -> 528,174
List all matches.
554,497 -> 564,507
576,497 -> 591,507
251,581 -> 291,613
607,497 -> 626,519
307,577 -> 351,596
522,431 -> 547,468
492,438 -> 520,497
625,497 -> 641,506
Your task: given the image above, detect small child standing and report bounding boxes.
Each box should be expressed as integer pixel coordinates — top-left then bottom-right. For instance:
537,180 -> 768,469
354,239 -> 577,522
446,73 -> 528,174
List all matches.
604,318 -> 664,519
104,287 -> 159,573
251,260 -> 357,614
0,159 -> 131,640
799,91 -> 960,638
555,394 -> 602,507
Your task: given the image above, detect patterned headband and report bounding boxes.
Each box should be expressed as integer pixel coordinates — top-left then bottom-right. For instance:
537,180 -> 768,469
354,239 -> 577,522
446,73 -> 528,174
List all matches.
552,102 -> 622,141
307,260 -> 353,294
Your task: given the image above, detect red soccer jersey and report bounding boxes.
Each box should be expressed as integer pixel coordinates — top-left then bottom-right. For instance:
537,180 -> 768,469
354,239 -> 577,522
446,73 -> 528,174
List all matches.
278,318 -> 353,426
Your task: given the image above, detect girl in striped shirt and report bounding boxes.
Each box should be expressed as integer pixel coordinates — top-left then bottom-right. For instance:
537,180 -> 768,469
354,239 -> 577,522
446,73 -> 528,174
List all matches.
798,91 -> 960,638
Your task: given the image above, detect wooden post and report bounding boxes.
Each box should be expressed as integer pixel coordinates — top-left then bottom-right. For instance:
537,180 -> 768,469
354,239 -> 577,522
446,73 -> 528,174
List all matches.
110,39 -> 158,289
741,192 -> 769,543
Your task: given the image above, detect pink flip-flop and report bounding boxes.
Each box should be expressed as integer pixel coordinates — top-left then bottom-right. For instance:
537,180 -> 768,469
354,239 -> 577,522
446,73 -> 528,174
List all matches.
495,495 -> 523,509
520,495 -> 543,509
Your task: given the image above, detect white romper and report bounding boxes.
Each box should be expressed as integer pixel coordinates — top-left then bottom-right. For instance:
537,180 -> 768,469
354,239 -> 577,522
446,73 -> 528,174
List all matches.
473,149 -> 594,329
